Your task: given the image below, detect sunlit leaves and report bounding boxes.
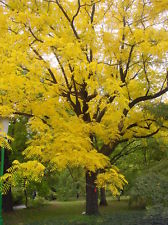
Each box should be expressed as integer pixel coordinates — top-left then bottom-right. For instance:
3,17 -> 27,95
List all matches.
0,160 -> 45,194
96,166 -> 128,196
0,0 -> 168,193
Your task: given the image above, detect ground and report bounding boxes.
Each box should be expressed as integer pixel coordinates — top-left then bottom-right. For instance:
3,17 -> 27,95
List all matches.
4,199 -> 168,225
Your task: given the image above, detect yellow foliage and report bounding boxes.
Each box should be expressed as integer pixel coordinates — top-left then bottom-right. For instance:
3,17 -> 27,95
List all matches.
96,167 -> 128,196
0,0 -> 167,192
0,160 -> 45,194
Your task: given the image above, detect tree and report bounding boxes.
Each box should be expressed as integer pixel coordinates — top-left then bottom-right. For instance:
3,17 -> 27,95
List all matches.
2,149 -> 13,212
128,159 -> 168,212
0,0 -> 168,215
4,117 -> 28,210
9,117 -> 28,163
114,129 -> 168,209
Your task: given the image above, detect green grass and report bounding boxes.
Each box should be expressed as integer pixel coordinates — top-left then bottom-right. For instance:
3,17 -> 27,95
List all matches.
3,199 -> 161,225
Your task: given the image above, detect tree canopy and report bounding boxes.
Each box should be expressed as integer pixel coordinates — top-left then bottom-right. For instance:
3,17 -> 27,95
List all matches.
0,0 -> 168,211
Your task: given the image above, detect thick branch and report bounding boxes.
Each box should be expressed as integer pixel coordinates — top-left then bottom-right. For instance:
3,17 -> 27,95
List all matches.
119,16 -> 126,82
94,95 -> 116,122
124,45 -> 135,78
129,86 -> 168,110
133,128 -> 160,139
89,2 -> 96,62
96,107 -> 107,123
125,119 -> 156,131
87,91 -> 97,102
72,75 -> 82,116
91,2 -> 96,24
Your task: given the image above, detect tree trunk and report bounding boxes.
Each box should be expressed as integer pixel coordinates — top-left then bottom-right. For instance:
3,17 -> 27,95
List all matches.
99,188 -> 108,206
24,189 -> 28,208
2,150 -> 13,212
86,171 -> 99,215
2,188 -> 13,212
23,178 -> 28,208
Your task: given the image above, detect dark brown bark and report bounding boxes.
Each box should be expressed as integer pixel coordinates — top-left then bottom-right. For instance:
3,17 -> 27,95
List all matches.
24,189 -> 28,208
2,188 -> 13,212
99,188 -> 108,206
24,178 -> 28,208
2,150 -> 13,212
86,171 -> 99,215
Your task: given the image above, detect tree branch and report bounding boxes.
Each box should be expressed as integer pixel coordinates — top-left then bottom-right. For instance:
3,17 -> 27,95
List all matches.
72,0 -> 81,24
28,26 -> 44,43
55,0 -> 80,39
30,47 -> 57,84
111,143 -> 141,164
133,128 -> 160,139
124,45 -> 135,78
129,86 -> 168,110
52,50 -> 70,89
90,2 -> 96,24
72,75 -> 82,116
142,54 -> 150,96
125,119 -> 156,131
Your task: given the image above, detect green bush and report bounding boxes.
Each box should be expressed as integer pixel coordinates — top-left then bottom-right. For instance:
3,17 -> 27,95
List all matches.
12,187 -> 25,205
129,160 -> 168,209
28,196 -> 47,208
146,204 -> 168,219
129,196 -> 146,209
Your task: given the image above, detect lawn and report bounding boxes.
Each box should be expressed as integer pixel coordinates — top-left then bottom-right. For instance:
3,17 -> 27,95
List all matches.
3,199 -> 167,225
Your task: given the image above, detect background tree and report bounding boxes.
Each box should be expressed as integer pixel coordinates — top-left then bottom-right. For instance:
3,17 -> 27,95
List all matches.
4,117 -> 28,209
9,117 -> 28,163
0,0 -> 168,215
